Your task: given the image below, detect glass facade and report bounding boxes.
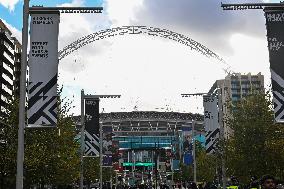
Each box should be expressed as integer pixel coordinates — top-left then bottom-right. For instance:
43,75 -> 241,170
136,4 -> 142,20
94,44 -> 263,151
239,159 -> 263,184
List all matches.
114,136 -> 177,149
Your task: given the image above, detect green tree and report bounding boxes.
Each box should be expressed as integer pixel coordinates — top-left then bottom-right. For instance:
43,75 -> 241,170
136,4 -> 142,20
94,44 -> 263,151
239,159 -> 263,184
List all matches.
224,92 -> 284,183
24,96 -> 80,188
180,163 -> 192,182
0,98 -> 19,188
84,157 -> 100,186
196,146 -> 218,182
179,141 -> 218,183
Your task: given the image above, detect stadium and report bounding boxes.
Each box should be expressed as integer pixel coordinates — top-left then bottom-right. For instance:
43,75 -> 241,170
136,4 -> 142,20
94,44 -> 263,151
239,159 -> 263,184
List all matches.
98,111 -> 205,185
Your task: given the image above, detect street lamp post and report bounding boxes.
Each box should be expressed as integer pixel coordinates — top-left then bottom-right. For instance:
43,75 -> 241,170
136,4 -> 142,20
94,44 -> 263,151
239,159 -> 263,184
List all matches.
192,120 -> 196,183
180,93 -> 200,183
155,143 -> 158,189
216,88 -> 227,189
80,90 -> 85,189
16,1 -> 29,188
80,92 -> 121,189
16,4 -> 103,189
181,92 -> 226,187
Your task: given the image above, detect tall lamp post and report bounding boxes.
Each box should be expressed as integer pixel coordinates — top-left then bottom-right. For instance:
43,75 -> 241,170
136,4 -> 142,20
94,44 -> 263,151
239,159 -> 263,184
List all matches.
181,91 -> 226,187
16,2 -> 103,189
80,90 -> 121,189
181,93 -> 203,183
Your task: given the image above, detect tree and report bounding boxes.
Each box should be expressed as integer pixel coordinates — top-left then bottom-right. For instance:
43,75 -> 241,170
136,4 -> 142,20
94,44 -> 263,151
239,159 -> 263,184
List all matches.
224,92 -> 284,183
179,141 -> 218,183
180,163 -> 192,182
0,87 -> 81,188
24,94 -> 80,188
83,157 -> 100,186
0,97 -> 19,188
196,146 -> 218,182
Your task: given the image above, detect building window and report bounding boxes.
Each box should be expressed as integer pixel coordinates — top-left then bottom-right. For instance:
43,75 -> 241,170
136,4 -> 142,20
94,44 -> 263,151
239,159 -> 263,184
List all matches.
2,72 -> 13,85
3,51 -> 14,64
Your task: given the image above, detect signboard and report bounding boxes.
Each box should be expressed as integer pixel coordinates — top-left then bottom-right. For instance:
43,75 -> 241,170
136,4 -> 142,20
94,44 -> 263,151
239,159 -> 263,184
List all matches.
28,11 -> 60,127
172,160 -> 179,170
203,95 -> 219,154
103,126 -> 113,166
85,98 -> 100,156
103,155 -> 112,167
183,152 -> 193,165
264,8 -> 284,122
123,162 -> 155,167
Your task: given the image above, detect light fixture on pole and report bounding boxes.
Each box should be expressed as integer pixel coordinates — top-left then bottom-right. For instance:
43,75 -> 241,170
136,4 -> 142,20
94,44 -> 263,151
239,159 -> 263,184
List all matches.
181,91 -> 225,187
181,93 -> 208,183
80,91 -> 121,189
16,3 -> 103,189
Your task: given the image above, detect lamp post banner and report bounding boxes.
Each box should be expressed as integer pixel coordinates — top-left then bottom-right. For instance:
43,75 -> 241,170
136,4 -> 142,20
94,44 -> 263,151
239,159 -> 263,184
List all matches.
203,95 -> 219,154
102,126 -> 113,166
264,8 -> 284,123
85,98 -> 100,156
28,11 -> 60,127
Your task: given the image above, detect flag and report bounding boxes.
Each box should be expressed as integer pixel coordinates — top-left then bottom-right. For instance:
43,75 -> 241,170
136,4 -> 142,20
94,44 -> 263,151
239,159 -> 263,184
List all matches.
85,99 -> 100,156
264,7 -> 284,122
28,11 -> 60,127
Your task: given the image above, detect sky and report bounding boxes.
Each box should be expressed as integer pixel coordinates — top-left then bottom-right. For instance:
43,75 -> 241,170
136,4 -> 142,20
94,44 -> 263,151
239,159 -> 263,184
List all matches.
0,0 -> 280,115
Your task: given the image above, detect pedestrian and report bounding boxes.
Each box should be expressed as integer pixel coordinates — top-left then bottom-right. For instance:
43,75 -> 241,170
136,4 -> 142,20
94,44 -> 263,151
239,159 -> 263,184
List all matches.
246,176 -> 259,189
260,175 -> 276,189
198,183 -> 204,189
276,184 -> 284,189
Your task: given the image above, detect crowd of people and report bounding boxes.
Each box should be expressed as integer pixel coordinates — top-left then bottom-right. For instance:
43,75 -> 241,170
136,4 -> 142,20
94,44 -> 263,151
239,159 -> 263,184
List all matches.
113,175 -> 283,189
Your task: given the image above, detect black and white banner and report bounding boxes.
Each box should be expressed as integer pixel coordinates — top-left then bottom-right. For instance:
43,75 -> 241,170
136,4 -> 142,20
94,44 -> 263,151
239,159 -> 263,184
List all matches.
85,99 -> 100,156
28,11 -> 60,127
203,95 -> 219,154
264,8 -> 284,123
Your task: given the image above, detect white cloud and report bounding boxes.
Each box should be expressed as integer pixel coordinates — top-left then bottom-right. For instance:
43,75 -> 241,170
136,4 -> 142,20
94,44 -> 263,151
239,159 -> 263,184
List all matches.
58,0 -> 112,72
0,0 -> 20,11
130,0 -> 267,56
224,33 -> 271,88
104,0 -> 143,26
1,19 -> 21,42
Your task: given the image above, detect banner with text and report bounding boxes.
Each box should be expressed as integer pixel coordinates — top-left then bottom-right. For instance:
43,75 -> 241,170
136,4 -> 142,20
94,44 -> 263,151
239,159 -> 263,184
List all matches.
103,126 -> 113,166
264,8 -> 284,122
85,98 -> 100,156
28,11 -> 60,127
203,95 -> 219,154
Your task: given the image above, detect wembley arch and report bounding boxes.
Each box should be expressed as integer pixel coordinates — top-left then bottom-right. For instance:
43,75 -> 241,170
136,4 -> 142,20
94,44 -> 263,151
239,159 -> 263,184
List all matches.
58,25 -> 228,68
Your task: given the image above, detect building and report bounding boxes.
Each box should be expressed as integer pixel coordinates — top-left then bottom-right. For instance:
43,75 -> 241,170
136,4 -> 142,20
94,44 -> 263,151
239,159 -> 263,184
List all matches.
0,19 -> 21,119
75,111 -> 205,185
100,111 -> 204,185
13,38 -> 21,98
209,72 -> 264,138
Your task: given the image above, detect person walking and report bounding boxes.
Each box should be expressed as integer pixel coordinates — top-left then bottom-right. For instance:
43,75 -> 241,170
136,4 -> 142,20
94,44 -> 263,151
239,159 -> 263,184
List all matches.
249,176 -> 259,189
260,175 -> 276,189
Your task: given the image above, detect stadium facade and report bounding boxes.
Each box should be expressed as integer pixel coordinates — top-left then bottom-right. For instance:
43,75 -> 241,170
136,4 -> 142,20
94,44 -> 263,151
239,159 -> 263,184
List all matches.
98,111 -> 205,185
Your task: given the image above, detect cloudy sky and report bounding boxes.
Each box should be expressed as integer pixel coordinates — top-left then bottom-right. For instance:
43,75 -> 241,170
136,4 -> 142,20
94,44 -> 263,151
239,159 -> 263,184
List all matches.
0,0 -> 279,115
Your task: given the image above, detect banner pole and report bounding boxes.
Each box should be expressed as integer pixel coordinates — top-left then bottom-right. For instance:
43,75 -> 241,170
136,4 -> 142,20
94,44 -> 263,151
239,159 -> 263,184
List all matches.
192,120 -> 196,183
100,120 -> 103,189
80,89 -> 85,189
16,0 -> 29,188
218,88 -> 226,189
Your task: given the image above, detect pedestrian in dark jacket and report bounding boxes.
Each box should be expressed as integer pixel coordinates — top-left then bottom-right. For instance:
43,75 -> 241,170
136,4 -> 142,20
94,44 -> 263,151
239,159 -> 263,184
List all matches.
261,175 -> 276,189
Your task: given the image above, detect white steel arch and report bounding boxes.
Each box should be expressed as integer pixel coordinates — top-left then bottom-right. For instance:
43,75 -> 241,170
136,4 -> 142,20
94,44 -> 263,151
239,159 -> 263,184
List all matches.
58,26 -> 228,67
